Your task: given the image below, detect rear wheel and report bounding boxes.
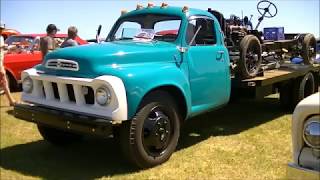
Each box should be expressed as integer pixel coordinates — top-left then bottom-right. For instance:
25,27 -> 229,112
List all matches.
292,73 -> 315,108
302,34 -> 316,65
119,91 -> 180,168
37,124 -> 83,146
238,35 -> 262,79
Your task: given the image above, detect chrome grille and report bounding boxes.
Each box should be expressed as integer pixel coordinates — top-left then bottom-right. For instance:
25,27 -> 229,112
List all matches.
46,59 -> 79,71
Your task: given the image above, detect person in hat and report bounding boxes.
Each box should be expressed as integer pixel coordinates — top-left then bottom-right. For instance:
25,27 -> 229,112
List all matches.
243,16 -> 253,30
40,24 -> 59,60
60,26 -> 79,48
0,22 -> 16,106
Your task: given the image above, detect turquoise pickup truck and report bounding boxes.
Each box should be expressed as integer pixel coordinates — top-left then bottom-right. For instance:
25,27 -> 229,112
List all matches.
14,4 -> 319,168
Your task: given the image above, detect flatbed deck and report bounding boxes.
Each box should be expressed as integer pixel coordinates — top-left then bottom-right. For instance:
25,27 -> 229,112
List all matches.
232,63 -> 320,99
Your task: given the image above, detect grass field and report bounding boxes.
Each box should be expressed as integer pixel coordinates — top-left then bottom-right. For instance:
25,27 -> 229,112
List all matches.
1,92 -> 293,180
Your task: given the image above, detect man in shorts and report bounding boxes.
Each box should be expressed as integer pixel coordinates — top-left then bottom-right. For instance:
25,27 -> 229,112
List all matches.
61,26 -> 79,48
40,24 -> 59,60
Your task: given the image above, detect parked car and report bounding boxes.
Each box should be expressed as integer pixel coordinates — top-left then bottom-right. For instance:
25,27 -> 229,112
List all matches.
287,92 -> 320,179
3,34 -> 87,90
1,28 -> 20,40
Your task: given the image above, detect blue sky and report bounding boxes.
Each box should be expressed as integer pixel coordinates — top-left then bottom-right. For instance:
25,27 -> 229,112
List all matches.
1,0 -> 319,39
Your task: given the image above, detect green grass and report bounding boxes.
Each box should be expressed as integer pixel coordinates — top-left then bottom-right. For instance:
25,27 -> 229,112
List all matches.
1,93 -> 293,179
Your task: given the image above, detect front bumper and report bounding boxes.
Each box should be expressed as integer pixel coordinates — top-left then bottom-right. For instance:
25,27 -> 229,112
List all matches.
287,163 -> 320,180
14,104 -> 114,137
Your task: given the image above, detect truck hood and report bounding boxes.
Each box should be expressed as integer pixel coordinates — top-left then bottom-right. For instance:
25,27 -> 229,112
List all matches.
40,40 -> 180,78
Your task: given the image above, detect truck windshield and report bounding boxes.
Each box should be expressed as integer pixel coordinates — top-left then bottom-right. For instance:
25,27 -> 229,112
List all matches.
108,14 -> 181,43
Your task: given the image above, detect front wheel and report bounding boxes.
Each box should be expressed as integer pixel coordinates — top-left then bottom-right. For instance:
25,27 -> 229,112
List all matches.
119,91 -> 180,168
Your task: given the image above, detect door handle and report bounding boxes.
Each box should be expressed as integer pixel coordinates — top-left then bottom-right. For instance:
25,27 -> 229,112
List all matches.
218,51 -> 224,54
216,51 -> 224,61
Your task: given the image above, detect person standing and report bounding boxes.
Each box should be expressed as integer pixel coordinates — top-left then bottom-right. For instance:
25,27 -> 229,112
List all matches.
40,24 -> 59,60
60,26 -> 79,48
243,16 -> 253,30
0,22 -> 16,106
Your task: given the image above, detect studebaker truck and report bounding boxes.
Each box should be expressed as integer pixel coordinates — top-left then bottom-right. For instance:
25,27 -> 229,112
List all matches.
14,4 -> 320,168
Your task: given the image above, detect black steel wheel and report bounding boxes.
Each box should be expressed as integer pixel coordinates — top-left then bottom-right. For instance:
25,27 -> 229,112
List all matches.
238,35 -> 262,79
119,91 -> 180,168
302,33 -> 316,65
37,124 -> 83,146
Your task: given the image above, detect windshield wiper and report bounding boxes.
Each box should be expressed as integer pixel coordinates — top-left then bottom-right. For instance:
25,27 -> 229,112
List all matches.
114,37 -> 133,41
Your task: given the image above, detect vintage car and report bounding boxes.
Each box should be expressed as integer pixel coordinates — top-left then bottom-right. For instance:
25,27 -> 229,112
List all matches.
288,92 -> 320,179
3,34 -> 87,90
1,28 -> 20,40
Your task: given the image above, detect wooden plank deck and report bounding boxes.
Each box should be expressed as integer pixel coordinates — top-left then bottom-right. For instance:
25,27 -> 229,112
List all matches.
236,64 -> 320,87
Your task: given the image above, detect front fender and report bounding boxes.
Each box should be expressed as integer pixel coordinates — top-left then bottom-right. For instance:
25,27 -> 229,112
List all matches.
99,62 -> 191,119
292,92 -> 320,164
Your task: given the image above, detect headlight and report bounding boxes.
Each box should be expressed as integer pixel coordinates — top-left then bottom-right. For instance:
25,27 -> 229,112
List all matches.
303,117 -> 320,149
95,86 -> 111,106
22,77 -> 33,93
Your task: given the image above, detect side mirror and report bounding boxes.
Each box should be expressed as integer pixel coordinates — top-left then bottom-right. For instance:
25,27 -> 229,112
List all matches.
96,25 -> 102,43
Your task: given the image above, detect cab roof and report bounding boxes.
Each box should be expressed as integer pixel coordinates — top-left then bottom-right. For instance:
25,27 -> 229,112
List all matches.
121,6 -> 214,19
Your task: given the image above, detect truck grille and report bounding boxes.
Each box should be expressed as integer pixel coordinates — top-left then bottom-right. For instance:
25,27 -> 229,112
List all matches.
46,59 -> 79,71
33,80 -> 94,106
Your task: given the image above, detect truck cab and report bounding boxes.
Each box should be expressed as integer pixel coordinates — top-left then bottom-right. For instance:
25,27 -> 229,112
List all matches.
15,5 -> 231,168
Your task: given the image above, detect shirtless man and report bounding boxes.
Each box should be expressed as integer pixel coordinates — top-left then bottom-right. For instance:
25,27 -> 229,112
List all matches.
40,24 -> 59,60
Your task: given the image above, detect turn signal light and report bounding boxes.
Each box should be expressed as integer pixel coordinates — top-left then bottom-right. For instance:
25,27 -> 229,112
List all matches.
147,2 -> 154,8
136,4 -> 143,10
161,2 -> 168,8
182,6 -> 189,13
121,9 -> 127,15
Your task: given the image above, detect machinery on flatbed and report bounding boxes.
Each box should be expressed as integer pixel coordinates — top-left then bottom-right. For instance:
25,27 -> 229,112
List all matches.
208,0 -> 317,79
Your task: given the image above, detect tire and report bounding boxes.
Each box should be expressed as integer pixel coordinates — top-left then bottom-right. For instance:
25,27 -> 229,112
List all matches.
6,72 -> 18,92
37,124 -> 83,146
238,35 -> 262,79
119,91 -> 180,168
302,33 -> 316,65
292,72 -> 315,108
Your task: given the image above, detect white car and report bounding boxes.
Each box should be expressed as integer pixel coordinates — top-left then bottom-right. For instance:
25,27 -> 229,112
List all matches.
288,92 -> 320,179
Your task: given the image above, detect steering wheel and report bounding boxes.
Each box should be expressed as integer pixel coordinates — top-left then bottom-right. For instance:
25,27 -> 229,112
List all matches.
257,0 -> 278,18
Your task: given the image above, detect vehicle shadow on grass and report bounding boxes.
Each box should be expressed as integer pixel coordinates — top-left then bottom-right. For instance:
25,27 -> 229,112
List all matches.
1,138 -> 139,179
0,96 -> 288,179
177,96 -> 288,150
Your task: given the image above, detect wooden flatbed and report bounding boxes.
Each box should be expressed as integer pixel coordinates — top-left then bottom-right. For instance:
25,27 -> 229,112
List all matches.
232,63 -> 320,100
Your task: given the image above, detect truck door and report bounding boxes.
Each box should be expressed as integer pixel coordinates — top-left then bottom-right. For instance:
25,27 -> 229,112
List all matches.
185,17 -> 229,110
